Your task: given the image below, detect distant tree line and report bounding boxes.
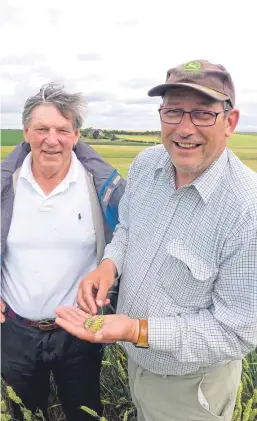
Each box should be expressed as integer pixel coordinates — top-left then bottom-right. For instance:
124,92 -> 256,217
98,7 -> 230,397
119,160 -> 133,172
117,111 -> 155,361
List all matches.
80,128 -> 161,141
102,129 -> 161,136
80,128 -> 257,140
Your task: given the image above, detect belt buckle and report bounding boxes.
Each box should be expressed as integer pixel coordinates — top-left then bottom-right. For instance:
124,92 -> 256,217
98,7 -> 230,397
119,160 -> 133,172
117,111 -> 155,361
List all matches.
38,319 -> 56,331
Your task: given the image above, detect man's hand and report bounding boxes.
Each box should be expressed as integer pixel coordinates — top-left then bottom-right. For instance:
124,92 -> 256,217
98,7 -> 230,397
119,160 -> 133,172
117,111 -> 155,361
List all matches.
77,259 -> 117,315
55,306 -> 139,344
1,298 -> 6,323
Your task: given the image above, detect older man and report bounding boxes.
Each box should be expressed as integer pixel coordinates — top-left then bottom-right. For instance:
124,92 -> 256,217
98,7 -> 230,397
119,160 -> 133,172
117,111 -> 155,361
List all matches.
56,60 -> 257,421
1,83 -> 125,421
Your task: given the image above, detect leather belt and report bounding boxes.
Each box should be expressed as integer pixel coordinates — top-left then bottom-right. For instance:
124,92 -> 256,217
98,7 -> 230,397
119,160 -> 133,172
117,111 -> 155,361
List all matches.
6,307 -> 60,331
26,319 -> 59,331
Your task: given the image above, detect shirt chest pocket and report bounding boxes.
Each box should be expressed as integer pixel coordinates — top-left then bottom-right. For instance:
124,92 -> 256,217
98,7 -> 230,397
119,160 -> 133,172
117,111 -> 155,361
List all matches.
162,240 -> 218,308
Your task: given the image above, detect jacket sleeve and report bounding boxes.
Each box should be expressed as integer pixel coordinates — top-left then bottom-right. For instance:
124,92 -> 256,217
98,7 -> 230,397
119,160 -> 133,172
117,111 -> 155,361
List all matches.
102,159 -> 137,275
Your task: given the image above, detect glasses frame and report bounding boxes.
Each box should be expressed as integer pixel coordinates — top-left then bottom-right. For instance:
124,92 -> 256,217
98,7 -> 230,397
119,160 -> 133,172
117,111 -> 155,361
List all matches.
158,108 -> 230,127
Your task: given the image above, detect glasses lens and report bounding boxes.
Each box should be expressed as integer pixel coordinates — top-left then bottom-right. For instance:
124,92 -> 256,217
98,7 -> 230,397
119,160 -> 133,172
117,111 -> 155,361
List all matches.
160,109 -> 183,124
191,111 -> 216,126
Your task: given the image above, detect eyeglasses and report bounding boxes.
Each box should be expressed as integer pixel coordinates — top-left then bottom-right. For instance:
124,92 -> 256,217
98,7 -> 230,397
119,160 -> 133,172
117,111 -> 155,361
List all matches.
158,108 -> 230,127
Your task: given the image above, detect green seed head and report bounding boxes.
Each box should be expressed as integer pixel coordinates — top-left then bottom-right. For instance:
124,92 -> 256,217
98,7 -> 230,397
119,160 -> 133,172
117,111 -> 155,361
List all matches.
85,315 -> 94,329
91,315 -> 104,333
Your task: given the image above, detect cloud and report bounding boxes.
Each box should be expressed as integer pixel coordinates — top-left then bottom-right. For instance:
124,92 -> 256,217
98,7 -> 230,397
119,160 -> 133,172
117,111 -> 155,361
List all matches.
239,88 -> 257,95
1,113 -> 23,129
236,101 -> 257,131
0,72 -> 16,80
120,77 -> 159,89
0,53 -> 45,66
114,19 -> 138,26
84,91 -> 117,103
77,53 -> 102,62
48,8 -> 61,25
0,1 -> 22,26
126,97 -> 160,105
1,98 -> 24,114
0,0 -> 256,132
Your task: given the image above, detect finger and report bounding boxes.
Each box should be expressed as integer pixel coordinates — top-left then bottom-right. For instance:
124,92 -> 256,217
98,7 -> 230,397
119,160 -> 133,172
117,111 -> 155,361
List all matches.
55,318 -> 95,341
56,306 -> 92,324
82,281 -> 98,315
72,307 -> 93,319
1,314 -> 5,323
1,299 -> 6,312
77,287 -> 91,313
96,282 -> 113,307
55,307 -> 87,326
104,298 -> 111,306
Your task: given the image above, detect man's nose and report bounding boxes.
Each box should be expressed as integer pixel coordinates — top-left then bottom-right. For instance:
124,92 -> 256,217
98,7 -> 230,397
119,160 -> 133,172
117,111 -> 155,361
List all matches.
177,112 -> 196,137
45,129 -> 58,145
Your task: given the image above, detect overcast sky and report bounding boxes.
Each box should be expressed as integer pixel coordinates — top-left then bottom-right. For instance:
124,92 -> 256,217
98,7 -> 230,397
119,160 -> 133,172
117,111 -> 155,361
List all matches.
1,0 -> 256,131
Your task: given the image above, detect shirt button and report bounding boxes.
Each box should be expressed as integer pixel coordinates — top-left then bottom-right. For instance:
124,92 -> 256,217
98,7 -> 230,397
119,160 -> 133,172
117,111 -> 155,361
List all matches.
39,205 -> 52,212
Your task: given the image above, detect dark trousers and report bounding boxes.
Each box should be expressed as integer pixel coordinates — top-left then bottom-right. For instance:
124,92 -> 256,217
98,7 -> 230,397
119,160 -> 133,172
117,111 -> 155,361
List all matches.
1,315 -> 103,421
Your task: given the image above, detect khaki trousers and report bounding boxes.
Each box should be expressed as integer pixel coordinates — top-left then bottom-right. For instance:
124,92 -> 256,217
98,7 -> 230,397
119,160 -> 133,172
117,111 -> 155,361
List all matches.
128,357 -> 242,421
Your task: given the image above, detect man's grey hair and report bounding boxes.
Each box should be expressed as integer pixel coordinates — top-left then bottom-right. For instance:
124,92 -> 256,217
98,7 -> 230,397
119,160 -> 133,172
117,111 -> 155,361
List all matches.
22,82 -> 87,130
223,100 -> 233,118
224,100 -> 233,111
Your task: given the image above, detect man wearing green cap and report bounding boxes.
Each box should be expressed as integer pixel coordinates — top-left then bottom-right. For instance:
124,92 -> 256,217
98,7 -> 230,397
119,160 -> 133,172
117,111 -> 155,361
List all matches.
55,60 -> 257,421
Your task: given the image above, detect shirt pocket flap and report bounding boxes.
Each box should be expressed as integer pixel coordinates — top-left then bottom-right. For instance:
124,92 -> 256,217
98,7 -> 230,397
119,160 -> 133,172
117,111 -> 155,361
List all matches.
167,240 -> 218,281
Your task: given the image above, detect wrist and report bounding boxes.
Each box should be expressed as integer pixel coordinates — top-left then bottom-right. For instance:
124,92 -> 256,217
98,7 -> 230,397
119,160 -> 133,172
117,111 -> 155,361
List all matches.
100,259 -> 117,278
130,319 -> 140,344
133,319 -> 149,348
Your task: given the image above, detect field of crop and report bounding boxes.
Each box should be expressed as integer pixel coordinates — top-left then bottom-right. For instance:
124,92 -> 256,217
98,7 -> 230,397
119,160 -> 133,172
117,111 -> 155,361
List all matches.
1,132 -> 256,177
2,347 -> 257,421
1,129 -> 24,146
115,134 -> 161,143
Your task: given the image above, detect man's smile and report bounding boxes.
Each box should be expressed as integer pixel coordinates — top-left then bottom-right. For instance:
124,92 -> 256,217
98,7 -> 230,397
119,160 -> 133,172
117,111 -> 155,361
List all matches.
173,141 -> 201,150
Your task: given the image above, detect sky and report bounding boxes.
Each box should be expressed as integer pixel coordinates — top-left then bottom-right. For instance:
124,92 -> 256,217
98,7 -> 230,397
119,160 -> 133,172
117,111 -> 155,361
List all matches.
1,0 -> 257,131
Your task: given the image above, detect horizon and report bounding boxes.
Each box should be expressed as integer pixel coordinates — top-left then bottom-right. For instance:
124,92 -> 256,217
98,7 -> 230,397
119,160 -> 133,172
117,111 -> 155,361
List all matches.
2,128 -> 257,134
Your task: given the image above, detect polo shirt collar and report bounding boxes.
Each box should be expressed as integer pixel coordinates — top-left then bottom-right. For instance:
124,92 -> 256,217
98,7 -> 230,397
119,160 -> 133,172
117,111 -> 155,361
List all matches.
20,150 -> 78,192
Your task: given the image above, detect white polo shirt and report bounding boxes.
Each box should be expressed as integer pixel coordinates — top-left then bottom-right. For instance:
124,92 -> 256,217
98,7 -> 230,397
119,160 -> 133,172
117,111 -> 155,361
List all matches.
1,151 -> 98,320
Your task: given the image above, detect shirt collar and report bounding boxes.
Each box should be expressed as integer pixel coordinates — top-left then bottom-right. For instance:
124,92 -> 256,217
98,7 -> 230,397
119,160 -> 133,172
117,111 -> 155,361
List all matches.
191,149 -> 228,203
20,150 -> 78,188
155,148 -> 228,204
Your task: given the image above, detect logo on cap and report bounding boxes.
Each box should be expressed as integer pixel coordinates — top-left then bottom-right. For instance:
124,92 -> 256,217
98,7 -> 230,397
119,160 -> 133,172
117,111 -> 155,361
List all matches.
184,61 -> 201,71
175,61 -> 204,78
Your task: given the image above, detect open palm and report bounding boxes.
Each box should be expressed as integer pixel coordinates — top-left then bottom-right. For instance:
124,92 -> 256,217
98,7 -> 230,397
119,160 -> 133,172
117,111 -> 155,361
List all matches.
55,306 -> 138,344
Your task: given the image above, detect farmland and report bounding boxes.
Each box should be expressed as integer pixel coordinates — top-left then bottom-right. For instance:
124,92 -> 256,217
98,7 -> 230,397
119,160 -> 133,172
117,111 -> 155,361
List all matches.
1,130 -> 257,177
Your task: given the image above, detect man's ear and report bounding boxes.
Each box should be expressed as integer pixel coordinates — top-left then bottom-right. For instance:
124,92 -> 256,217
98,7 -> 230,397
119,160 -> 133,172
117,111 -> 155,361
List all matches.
74,129 -> 80,146
225,109 -> 240,138
23,128 -> 30,143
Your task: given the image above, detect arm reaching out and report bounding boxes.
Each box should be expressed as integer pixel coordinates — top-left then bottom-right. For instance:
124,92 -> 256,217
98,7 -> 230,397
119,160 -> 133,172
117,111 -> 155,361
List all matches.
55,306 -> 139,344
77,259 -> 117,315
